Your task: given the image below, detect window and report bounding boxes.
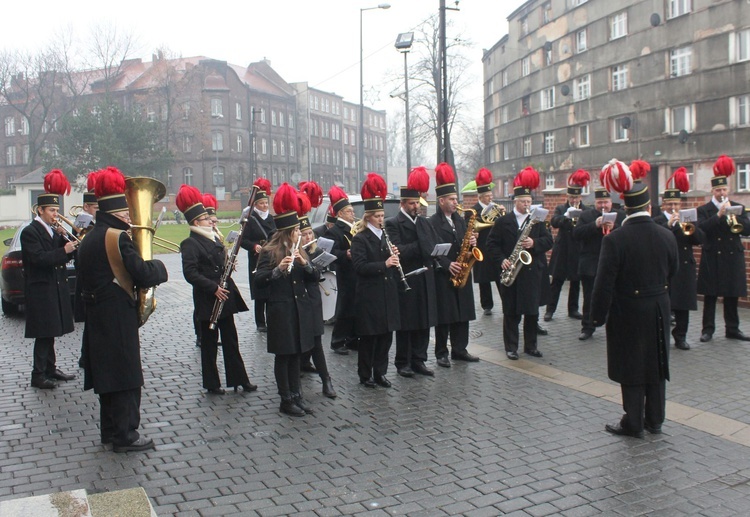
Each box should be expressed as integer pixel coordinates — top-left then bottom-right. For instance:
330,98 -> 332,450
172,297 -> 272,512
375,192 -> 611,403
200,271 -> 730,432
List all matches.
738,163 -> 750,191
541,87 -> 555,110
612,65 -> 628,91
542,2 -> 552,25
183,135 -> 192,153
612,117 -> 630,142
522,95 -> 531,116
279,112 -> 285,127
272,140 -> 278,156
733,30 -> 750,63
670,105 -> 694,133
212,132 -> 223,151
545,45 -> 553,66
235,102 -> 242,120
520,16 -> 529,37
183,167 -> 193,186
523,137 -> 532,157
574,75 -> 591,101
4,117 -> 14,137
521,56 -> 531,77
545,174 -> 555,189
237,135 -> 243,153
182,102 -> 190,120
502,69 -> 508,87
731,95 -> 750,127
610,12 -> 628,40
544,132 -> 555,154
572,0 -> 588,5
146,106 -> 156,123
280,140 -> 285,156
343,129 -> 349,145
260,108 -> 266,124
166,170 -> 172,189
668,0 -> 691,19
501,105 -> 509,124
211,98 -> 223,118
6,146 -> 16,165
576,29 -> 587,53
20,118 -> 29,135
578,125 -> 590,147
213,166 -> 224,187
670,46 -> 692,77
21,145 -> 29,164
503,142 -> 510,161
290,142 -> 295,157
271,111 -> 277,126
289,114 -> 294,128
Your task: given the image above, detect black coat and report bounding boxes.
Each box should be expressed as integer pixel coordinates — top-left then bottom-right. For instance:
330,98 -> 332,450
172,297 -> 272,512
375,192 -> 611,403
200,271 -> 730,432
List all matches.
573,208 -> 625,278
653,212 -> 704,310
77,212 -> 168,394
351,227 -> 401,336
255,250 -> 318,355
471,202 -> 500,284
324,220 -> 357,319
696,200 -> 750,297
548,202 -> 587,281
306,247 -> 326,337
181,231 -> 248,321
240,212 -> 276,300
384,212 -> 438,331
591,215 -> 678,385
428,210 -> 476,324
486,211 -> 553,315
20,220 -> 75,338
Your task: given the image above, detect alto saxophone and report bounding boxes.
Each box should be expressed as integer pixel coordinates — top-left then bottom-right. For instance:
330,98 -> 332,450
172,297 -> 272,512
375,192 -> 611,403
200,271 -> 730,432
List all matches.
451,207 -> 484,288
500,210 -> 538,287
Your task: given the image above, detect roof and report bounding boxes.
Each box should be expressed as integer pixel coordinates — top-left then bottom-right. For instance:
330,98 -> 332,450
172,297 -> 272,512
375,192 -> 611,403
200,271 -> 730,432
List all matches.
12,167 -> 46,185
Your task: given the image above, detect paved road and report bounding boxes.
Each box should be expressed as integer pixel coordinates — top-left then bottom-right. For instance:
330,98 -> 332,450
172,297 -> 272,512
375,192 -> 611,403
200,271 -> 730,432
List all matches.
2,252 -> 750,516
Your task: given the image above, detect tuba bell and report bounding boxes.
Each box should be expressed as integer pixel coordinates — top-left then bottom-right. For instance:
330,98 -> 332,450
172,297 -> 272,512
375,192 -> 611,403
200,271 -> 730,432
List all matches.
125,177 -> 167,326
476,202 -> 505,231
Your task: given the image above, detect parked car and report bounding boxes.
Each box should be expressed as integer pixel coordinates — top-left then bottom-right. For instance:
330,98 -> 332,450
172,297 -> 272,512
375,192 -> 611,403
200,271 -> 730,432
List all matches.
0,221 -> 77,315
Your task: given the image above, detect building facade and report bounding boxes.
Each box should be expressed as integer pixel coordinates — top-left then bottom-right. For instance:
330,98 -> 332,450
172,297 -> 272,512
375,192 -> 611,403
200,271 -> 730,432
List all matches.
483,0 -> 750,201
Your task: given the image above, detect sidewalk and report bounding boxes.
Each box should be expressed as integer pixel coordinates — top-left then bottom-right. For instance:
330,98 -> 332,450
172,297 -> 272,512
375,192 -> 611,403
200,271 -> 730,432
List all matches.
1,253 -> 750,516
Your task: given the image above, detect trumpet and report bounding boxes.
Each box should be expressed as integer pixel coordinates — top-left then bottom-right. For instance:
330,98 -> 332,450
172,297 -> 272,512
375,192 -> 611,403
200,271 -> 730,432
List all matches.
721,196 -> 744,234
381,223 -> 411,292
672,209 -> 696,236
287,235 -> 301,274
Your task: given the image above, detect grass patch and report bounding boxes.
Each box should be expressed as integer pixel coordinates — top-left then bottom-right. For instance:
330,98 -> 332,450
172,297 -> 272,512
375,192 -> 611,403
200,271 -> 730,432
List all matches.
152,221 -> 242,254
0,226 -> 18,255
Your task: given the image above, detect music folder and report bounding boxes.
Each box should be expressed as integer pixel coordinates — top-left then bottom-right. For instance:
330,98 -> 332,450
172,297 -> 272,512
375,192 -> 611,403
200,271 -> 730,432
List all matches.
601,212 -> 617,225
679,208 -> 697,223
431,243 -> 452,257
312,251 -> 337,268
316,237 -> 335,253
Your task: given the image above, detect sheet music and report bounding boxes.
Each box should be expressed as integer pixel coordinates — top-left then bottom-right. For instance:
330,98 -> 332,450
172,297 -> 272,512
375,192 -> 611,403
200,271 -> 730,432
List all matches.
431,243 -> 452,257
73,212 -> 94,229
602,212 -> 617,224
316,237 -> 335,253
225,230 -> 239,244
566,208 -> 582,219
679,208 -> 697,223
726,205 -> 743,216
312,251 -> 337,268
531,207 -> 549,222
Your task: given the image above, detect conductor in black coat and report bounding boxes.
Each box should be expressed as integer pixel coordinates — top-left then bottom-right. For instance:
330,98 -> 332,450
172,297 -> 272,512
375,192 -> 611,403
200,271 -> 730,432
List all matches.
592,182 -> 678,438
573,188 -> 625,341
22,183 -> 77,390
179,191 -> 255,395
696,158 -> 750,342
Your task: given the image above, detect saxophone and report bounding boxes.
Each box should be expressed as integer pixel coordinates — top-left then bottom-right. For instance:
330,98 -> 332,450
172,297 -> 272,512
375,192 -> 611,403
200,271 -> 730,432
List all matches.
451,207 -> 484,288
500,210 -> 538,287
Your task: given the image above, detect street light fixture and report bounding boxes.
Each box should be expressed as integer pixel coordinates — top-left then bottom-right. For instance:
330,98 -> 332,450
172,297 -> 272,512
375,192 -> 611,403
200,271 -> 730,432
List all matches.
395,32 -> 414,174
359,3 -> 390,190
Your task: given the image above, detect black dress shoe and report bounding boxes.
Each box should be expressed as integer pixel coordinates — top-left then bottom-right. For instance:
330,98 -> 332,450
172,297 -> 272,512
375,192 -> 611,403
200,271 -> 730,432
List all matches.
644,424 -> 663,435
536,325 -> 549,336
360,377 -> 376,388
568,310 -> 583,320
292,393 -> 314,414
605,423 -> 644,439
322,376 -> 337,398
257,326 -> 268,333
675,340 -> 690,350
451,351 -> 480,362
397,366 -> 415,378
436,356 -> 451,368
207,388 -> 226,395
483,308 -> 493,316
280,399 -> 306,417
301,361 -> 318,373
113,436 -> 155,453
31,378 -> 57,389
726,330 -> 750,341
411,362 -> 434,376
51,369 -> 76,381
234,383 -> 258,393
374,375 -> 392,388
699,333 -> 713,342
332,347 -> 349,355
506,351 -> 519,360
579,331 -> 593,341
101,436 -> 113,446
543,311 -> 553,322
524,349 -> 543,358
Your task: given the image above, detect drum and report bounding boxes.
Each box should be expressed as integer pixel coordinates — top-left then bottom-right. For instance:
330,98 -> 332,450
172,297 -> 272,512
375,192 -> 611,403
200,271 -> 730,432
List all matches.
319,271 -> 338,322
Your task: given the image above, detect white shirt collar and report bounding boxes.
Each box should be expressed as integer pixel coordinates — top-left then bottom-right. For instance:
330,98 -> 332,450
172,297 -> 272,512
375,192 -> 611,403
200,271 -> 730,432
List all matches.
367,222 -> 383,238
339,218 -> 354,229
712,197 -> 724,210
623,211 -> 650,223
254,208 -> 269,220
35,215 -> 54,238
400,207 -> 417,224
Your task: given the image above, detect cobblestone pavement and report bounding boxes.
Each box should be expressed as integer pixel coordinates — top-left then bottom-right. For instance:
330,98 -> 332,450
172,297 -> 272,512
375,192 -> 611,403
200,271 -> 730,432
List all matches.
2,252 -> 750,516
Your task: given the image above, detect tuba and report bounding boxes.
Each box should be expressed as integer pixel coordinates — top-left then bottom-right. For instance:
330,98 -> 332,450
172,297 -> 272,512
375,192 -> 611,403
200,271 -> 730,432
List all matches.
477,203 -> 505,231
125,177 -> 166,326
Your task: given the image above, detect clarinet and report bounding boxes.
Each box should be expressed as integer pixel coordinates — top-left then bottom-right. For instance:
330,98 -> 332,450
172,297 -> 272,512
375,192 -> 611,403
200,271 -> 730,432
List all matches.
209,186 -> 259,330
381,224 -> 411,292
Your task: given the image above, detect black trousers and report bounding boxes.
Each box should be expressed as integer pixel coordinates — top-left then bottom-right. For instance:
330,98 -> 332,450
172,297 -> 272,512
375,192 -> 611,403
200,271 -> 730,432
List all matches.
358,333 -> 392,381
274,354 -> 301,397
435,322 -> 469,358
702,295 -> 740,335
672,309 -> 689,341
32,337 -> 56,382
331,315 -> 357,350
200,317 -> 250,389
479,281 -> 501,310
254,299 -> 267,328
546,278 -> 580,315
620,380 -> 666,432
301,335 -> 330,378
502,313 -> 539,353
394,328 -> 429,369
100,387 -> 141,446
581,275 -> 596,333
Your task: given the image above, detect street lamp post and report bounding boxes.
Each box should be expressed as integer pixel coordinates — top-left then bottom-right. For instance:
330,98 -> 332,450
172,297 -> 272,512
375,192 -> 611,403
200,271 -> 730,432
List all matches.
395,32 -> 414,174
359,3 -> 390,189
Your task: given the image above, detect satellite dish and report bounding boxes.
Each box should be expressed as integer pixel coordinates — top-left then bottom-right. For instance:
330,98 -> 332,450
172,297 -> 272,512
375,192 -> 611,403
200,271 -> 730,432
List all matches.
544,41 -> 553,51
621,117 -> 632,129
650,13 -> 661,27
678,129 -> 689,144
561,84 -> 570,96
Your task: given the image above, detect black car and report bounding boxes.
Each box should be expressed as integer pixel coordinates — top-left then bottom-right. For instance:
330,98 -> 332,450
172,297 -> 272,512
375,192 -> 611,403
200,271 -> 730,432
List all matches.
0,221 -> 77,315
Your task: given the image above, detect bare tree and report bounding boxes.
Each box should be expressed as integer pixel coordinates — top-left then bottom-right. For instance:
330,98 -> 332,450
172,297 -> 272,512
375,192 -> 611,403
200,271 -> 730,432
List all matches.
453,121 -> 485,184
85,22 -> 141,95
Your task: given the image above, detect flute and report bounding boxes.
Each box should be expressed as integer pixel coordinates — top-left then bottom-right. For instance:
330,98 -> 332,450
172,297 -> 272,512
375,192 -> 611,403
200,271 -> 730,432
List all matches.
287,235 -> 301,274
380,224 -> 411,292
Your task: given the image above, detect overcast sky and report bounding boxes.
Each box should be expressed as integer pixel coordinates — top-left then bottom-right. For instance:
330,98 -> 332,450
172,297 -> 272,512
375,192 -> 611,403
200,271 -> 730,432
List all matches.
2,0 -> 516,120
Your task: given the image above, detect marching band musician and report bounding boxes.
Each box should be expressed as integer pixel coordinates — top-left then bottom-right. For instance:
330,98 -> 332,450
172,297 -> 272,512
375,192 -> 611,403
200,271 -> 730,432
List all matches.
573,187 -> 625,341
255,184 -> 319,417
178,185 -> 255,396
472,168 -> 502,316
76,170 -> 101,369
487,167 -> 553,360
314,208 -> 337,239
429,162 -> 479,367
240,177 -> 276,333
78,166 -> 168,453
202,193 -> 224,243
324,186 -> 359,354
385,166 -> 438,378
22,169 -> 77,390
653,167 -> 704,350
298,181 -> 337,399
544,169 -> 589,322
697,155 -> 750,343
351,173 -> 401,387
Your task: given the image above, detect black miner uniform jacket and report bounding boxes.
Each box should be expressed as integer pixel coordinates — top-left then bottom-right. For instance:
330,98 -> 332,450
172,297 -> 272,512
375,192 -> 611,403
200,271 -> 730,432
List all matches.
240,212 -> 276,300
573,207 -> 625,278
470,202 -> 499,285
548,202 -> 587,282
652,212 -> 704,311
324,220 -> 357,320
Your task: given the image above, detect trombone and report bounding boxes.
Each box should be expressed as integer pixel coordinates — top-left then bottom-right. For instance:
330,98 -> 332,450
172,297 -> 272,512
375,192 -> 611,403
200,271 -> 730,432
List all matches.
30,206 -> 81,243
